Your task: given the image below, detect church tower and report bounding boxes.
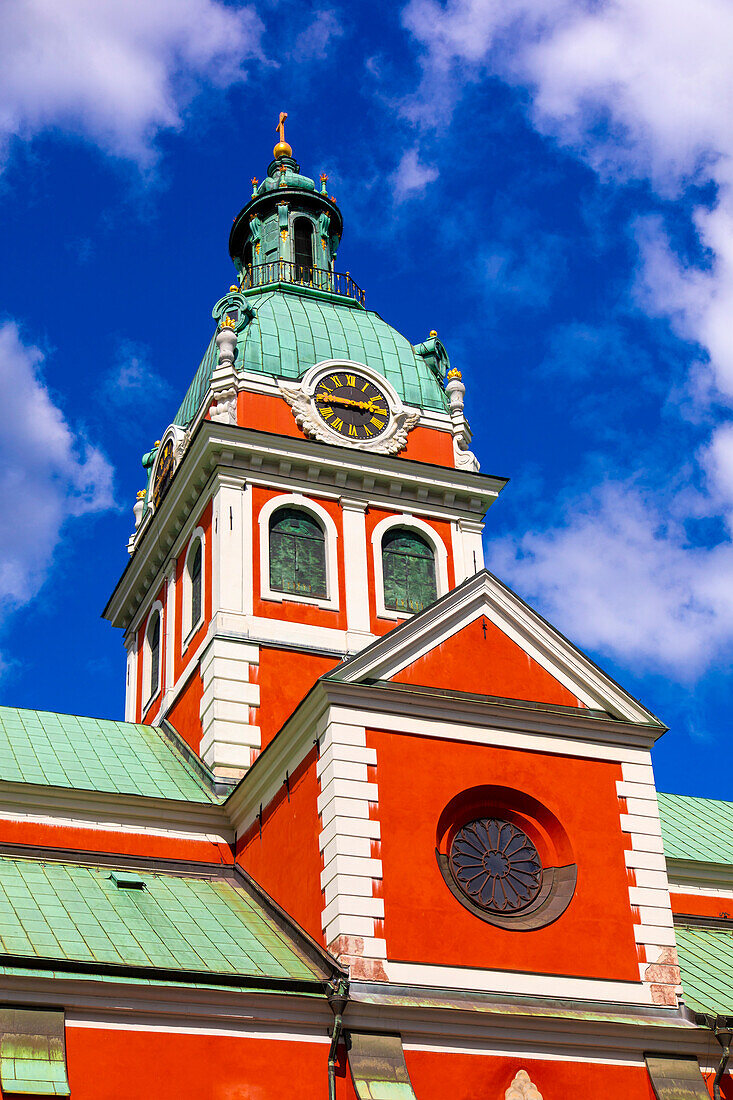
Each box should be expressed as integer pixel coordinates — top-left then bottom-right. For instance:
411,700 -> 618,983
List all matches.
104,118 -> 505,780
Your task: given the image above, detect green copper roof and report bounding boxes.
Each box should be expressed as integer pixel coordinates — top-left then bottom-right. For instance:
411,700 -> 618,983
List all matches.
658,792 -> 733,864
0,856 -> 320,984
174,289 -> 449,427
0,707 -> 217,803
676,925 -> 733,1017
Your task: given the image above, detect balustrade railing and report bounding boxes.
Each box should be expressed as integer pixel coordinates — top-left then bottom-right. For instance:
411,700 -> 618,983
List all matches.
241,261 -> 365,306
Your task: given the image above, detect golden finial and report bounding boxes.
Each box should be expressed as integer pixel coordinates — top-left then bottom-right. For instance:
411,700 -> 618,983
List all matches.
251,176 -> 259,196
154,440 -> 161,447
430,330 -> 438,338
220,315 -> 237,329
136,490 -> 146,500
446,368 -> 462,381
229,284 -> 239,292
273,111 -> 292,159
320,172 -> 328,195
330,195 -> 337,204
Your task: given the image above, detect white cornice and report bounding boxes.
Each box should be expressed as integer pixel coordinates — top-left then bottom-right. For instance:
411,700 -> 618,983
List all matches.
105,422 -> 506,630
224,677 -> 663,837
0,781 -> 232,844
0,968 -> 711,1067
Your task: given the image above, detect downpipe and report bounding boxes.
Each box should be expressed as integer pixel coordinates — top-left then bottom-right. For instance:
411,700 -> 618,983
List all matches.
713,1024 -> 732,1100
328,977 -> 349,1100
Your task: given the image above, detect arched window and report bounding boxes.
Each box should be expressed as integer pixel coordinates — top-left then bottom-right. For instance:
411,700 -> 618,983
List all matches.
147,612 -> 161,700
293,217 -> 314,282
269,508 -> 327,598
382,528 -> 437,615
189,540 -> 202,632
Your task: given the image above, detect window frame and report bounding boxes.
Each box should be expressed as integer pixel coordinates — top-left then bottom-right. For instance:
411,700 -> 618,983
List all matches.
142,601 -> 164,713
182,527 -> 206,653
371,514 -> 448,621
258,493 -> 340,611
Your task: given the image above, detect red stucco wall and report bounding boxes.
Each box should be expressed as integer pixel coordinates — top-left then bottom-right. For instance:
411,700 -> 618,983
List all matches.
236,745 -> 324,944
255,646 -> 336,750
369,728 -> 640,981
391,614 -> 581,706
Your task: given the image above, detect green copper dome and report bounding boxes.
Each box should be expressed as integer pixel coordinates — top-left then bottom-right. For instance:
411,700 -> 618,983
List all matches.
173,137 -> 451,428
174,288 -> 450,427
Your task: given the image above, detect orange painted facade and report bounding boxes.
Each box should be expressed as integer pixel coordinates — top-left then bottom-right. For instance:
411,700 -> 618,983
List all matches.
369,728 -> 640,980
237,390 -> 456,468
0,819 -> 231,863
255,646 -> 336,749
669,890 -> 733,918
236,745 -> 324,944
165,666 -> 204,753
64,1027 -> 332,1100
402,1051 -> 658,1100
391,615 -> 582,706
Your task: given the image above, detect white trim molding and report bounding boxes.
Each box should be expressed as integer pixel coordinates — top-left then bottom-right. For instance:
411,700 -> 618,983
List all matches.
371,513 -> 449,621
141,600 -> 164,716
182,526 -> 206,653
257,492 -> 340,612
331,570 -> 664,726
124,631 -> 138,723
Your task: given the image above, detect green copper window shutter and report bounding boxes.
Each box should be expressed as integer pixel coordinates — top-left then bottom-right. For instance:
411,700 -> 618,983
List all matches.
0,1008 -> 69,1095
348,1031 -> 417,1099
149,613 -> 161,698
269,508 -> 327,598
382,529 -> 437,614
645,1054 -> 711,1098
190,541 -> 202,627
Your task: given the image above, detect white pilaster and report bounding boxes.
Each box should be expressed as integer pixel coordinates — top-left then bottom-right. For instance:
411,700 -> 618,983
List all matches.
163,561 -> 176,706
451,520 -> 467,585
199,637 -> 261,777
318,720 -> 386,977
617,761 -> 681,1007
340,497 -> 371,649
215,481 -> 245,616
124,632 -> 138,723
243,482 -> 254,616
458,519 -> 485,575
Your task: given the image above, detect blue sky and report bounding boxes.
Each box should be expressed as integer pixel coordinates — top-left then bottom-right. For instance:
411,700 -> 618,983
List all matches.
1,0 -> 732,797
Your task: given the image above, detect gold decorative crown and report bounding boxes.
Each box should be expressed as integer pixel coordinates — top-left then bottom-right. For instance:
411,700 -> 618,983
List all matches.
446,368 -> 462,381
136,490 -> 146,500
430,330 -> 438,338
220,315 -> 237,329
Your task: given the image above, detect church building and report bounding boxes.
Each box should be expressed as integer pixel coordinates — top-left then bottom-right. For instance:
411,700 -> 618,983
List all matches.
0,117 -> 731,1099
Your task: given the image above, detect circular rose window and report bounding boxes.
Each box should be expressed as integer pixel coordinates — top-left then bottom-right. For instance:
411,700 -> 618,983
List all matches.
449,818 -> 542,913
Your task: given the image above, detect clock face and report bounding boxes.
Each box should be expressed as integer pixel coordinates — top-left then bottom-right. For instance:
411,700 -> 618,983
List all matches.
313,370 -> 390,441
152,438 -> 175,507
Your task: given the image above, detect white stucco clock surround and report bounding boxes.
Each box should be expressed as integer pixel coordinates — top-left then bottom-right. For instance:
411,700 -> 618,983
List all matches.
278,359 -> 420,454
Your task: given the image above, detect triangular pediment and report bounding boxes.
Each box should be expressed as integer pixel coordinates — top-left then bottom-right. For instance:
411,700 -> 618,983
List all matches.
329,570 -> 661,725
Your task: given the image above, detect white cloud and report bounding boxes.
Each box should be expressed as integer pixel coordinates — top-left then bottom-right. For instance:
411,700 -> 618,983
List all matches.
490,482 -> 733,679
391,146 -> 439,201
401,0 -> 733,679
0,321 -> 113,611
0,0 -> 263,168
292,10 -> 344,61
101,342 -> 171,409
